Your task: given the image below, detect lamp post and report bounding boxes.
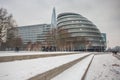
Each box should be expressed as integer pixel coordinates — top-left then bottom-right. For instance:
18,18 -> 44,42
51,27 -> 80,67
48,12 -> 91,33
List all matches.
100,40 -> 102,52
86,44 -> 88,52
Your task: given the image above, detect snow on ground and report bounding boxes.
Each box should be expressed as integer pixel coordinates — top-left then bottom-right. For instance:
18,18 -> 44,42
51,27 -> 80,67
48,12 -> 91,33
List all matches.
117,53 -> 120,56
52,54 -> 94,80
0,53 -> 90,80
0,51 -> 81,57
85,54 -> 120,80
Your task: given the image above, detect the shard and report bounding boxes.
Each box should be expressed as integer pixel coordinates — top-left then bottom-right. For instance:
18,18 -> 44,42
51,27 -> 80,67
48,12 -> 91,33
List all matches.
51,7 -> 57,29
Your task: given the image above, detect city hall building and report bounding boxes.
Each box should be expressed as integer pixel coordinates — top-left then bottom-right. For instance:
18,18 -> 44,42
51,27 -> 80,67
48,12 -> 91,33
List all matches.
57,13 -> 106,51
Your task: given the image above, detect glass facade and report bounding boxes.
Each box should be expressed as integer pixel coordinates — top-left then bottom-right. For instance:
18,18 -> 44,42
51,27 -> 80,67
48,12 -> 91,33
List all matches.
57,13 -> 106,51
17,24 -> 50,44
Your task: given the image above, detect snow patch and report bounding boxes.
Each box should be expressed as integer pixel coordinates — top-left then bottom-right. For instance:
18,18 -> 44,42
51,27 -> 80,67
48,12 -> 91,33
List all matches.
85,54 -> 120,80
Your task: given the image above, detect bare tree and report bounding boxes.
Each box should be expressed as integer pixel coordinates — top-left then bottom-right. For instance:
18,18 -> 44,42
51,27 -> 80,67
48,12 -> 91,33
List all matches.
31,41 -> 41,51
25,42 -> 32,51
57,29 -> 89,51
56,28 -> 71,51
45,27 -> 89,51
44,28 -> 58,51
0,8 -> 17,50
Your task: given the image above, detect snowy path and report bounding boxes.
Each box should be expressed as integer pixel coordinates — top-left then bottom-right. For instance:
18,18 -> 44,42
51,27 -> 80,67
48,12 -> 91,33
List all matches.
51,54 -> 94,80
85,54 -> 120,80
0,53 -> 90,80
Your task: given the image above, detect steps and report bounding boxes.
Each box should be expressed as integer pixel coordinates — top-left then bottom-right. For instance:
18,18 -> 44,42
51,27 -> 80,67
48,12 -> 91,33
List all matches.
51,54 -> 94,80
29,54 -> 91,80
0,53 -> 91,80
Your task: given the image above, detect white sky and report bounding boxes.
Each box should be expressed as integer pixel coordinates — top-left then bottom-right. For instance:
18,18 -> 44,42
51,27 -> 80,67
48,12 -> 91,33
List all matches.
0,0 -> 120,48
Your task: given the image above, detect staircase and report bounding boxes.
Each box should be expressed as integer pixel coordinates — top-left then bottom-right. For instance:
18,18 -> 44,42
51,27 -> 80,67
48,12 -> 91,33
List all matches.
0,52 -> 94,80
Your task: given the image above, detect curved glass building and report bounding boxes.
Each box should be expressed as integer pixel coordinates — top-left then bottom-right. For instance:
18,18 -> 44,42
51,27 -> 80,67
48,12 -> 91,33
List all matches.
57,13 -> 106,51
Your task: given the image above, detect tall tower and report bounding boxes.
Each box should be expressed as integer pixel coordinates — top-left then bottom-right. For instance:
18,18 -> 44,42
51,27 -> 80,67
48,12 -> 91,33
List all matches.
50,7 -> 57,48
51,7 -> 57,29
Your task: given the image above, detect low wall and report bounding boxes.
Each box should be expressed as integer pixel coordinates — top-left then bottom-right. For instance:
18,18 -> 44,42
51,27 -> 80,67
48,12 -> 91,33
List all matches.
0,53 -> 78,62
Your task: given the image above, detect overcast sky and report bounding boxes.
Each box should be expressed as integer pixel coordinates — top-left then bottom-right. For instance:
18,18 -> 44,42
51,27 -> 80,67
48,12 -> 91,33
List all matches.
0,0 -> 120,48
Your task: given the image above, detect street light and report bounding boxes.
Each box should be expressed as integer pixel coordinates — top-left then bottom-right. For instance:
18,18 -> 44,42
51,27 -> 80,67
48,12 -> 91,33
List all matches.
100,40 -> 102,52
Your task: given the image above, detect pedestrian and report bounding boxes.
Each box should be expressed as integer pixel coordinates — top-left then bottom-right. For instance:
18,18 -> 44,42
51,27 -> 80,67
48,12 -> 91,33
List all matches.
15,47 -> 19,52
112,50 -> 118,55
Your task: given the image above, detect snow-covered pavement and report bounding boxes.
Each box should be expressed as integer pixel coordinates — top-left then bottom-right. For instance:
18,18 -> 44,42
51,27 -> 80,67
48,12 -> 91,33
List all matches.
0,52 -> 119,80
85,54 -> 120,80
0,53 -> 90,80
52,54 -> 94,80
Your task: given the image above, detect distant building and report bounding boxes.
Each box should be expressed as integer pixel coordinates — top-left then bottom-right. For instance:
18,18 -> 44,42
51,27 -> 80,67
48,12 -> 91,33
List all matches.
101,33 -> 107,49
57,13 -> 106,51
17,24 -> 51,44
113,46 -> 120,52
